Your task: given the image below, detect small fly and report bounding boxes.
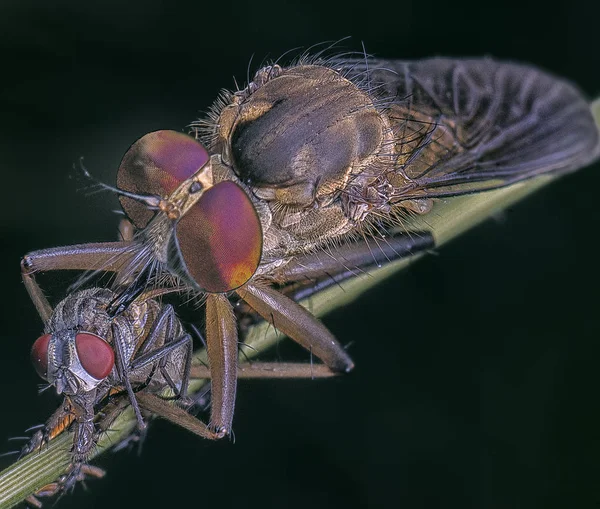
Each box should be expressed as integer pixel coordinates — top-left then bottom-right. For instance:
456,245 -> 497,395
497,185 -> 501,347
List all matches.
20,54 -> 600,442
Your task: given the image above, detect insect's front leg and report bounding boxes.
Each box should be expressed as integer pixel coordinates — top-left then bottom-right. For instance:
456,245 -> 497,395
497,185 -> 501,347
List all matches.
23,394 -> 134,506
205,293 -> 238,437
24,464 -> 106,508
20,399 -> 75,457
21,242 -> 135,322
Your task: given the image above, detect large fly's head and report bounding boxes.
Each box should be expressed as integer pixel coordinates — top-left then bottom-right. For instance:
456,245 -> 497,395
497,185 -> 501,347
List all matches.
205,64 -> 390,210
30,330 -> 115,396
116,130 -> 263,294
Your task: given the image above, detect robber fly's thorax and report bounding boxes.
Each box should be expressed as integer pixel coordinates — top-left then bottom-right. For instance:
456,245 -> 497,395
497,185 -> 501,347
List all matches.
204,64 -> 412,262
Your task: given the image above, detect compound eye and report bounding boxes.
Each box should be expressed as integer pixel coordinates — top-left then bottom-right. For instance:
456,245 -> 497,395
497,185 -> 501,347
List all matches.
117,130 -> 210,228
176,181 -> 262,293
31,334 -> 52,379
75,333 -> 115,380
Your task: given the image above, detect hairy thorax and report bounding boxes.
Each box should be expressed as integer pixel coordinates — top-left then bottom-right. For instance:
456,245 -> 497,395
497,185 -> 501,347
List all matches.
201,63 -> 416,264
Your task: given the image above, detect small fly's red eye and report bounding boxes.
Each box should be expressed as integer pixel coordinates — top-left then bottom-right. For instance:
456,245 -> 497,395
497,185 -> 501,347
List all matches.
31,334 -> 51,379
117,130 -> 210,228
75,333 -> 115,380
176,181 -> 263,293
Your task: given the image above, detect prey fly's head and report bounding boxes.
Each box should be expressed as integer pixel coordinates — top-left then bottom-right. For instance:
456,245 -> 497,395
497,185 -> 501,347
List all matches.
31,330 -> 114,395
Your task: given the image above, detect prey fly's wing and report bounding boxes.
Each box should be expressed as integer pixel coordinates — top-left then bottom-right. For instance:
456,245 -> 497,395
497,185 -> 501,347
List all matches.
343,58 -> 599,200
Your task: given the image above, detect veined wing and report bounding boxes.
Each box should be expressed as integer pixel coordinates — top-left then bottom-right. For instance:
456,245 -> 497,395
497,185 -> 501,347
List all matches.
345,58 -> 600,200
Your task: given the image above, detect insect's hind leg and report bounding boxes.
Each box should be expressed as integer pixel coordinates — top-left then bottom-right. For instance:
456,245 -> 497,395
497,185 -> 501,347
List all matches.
129,303 -> 193,400
190,362 -> 339,379
272,230 -> 434,286
234,233 -> 433,376
238,282 -> 355,373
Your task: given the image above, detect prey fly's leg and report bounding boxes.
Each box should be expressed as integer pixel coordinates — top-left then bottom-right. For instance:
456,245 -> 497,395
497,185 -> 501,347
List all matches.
21,242 -> 135,322
20,401 -> 76,457
24,395 -> 133,506
24,465 -> 106,508
111,321 -> 147,430
129,303 -> 193,400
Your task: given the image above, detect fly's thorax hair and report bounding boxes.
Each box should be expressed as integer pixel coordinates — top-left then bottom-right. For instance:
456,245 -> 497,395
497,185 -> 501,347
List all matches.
47,288 -> 114,337
193,57 -> 406,260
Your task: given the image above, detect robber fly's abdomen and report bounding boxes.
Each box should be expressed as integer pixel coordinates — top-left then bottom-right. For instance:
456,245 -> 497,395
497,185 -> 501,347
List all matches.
356,58 -> 600,200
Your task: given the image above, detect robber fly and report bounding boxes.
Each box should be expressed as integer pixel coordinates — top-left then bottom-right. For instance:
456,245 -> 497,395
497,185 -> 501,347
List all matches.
21,55 -> 600,442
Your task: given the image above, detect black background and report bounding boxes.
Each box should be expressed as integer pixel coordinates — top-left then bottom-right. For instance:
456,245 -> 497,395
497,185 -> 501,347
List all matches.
1,1 -> 600,508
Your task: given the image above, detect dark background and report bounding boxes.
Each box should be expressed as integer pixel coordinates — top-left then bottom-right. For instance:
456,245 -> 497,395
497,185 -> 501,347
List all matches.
2,1 -> 600,508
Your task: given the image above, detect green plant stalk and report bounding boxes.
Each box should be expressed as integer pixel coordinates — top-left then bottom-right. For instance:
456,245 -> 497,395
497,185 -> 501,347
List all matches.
1,101 -> 598,508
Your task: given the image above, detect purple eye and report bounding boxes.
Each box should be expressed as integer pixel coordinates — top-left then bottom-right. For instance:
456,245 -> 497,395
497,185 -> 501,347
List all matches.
117,130 -> 210,228
175,181 -> 263,293
31,334 -> 51,379
75,333 -> 115,380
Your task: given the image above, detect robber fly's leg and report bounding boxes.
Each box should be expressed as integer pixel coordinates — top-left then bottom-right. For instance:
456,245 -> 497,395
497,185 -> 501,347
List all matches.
238,283 -> 355,373
21,242 -> 135,322
272,230 -> 434,286
205,293 -> 238,436
136,392 -> 225,440
190,362 -> 339,379
111,322 -> 146,430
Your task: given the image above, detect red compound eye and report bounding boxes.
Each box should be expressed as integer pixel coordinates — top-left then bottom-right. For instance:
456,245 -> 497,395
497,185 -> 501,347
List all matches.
75,333 -> 115,380
31,334 -> 51,379
176,181 -> 263,293
117,130 -> 210,228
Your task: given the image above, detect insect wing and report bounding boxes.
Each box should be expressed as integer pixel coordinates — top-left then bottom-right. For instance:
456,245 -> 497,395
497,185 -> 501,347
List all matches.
347,58 -> 600,200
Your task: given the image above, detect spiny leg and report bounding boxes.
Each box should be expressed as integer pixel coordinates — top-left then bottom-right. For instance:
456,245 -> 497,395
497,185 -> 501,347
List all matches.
127,303 -> 193,399
136,392 -> 225,440
238,283 -> 354,373
130,333 -> 194,399
233,231 -> 434,321
20,401 -> 75,457
111,322 -> 146,430
24,395 -> 133,505
272,230 -> 434,285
